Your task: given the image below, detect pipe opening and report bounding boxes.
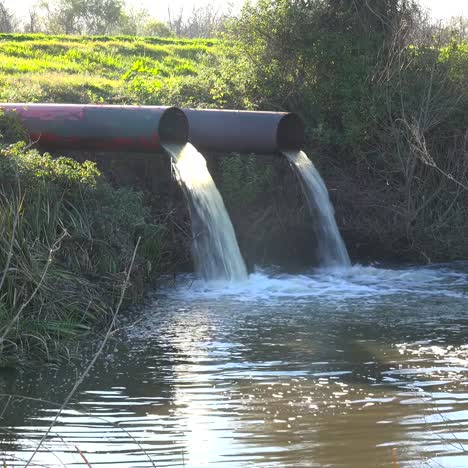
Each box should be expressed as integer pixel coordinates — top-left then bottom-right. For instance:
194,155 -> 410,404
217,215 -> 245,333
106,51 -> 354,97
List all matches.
159,107 -> 189,144
277,113 -> 305,151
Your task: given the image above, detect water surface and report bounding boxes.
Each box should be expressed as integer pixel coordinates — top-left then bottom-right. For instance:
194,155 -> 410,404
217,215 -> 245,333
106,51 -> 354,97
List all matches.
1,263 -> 467,467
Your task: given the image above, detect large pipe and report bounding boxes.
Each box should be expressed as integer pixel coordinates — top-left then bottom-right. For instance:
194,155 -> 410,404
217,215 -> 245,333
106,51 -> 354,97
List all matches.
0,103 -> 189,152
185,109 -> 304,154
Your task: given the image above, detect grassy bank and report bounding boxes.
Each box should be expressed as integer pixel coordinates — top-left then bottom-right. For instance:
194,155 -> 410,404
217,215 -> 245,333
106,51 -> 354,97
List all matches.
0,32 -> 316,268
0,113 -> 170,365
0,33 -> 218,105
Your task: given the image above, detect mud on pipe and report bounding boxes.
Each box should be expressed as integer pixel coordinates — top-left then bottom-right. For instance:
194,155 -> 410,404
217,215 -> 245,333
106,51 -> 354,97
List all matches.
184,108 -> 305,154
0,103 -> 189,152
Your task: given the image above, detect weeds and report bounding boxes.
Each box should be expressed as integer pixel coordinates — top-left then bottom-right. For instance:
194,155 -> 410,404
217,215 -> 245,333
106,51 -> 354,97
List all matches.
0,135 -> 170,365
23,238 -> 141,466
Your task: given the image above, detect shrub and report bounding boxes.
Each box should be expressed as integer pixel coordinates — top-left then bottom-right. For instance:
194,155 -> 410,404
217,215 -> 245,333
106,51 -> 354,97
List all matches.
0,130 -> 169,365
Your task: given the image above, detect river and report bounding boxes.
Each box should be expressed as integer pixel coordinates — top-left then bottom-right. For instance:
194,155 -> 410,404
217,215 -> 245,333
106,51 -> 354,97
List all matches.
1,262 -> 467,467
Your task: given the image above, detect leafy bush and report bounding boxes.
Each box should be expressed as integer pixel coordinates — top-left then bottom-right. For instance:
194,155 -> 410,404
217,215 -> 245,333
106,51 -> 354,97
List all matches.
0,124 -> 169,365
225,0 -> 468,262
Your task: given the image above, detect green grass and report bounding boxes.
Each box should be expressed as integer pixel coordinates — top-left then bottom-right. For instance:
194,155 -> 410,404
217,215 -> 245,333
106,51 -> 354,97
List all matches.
0,34 -> 219,105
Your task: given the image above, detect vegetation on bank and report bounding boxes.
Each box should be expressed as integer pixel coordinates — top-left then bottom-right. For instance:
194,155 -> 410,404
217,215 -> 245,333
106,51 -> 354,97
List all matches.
0,33 -> 218,105
0,114 -> 170,365
225,0 -> 468,263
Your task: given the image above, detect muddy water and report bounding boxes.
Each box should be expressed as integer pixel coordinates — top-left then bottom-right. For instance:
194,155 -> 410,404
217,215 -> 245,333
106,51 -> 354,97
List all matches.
1,263 -> 467,467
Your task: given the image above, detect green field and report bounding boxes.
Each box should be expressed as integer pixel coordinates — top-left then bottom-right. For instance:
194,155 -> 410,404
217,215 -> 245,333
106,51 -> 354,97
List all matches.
0,34 -> 222,106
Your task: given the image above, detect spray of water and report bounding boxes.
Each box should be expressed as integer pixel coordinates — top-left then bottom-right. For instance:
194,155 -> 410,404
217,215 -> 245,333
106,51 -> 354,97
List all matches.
284,150 -> 351,268
164,143 -> 248,282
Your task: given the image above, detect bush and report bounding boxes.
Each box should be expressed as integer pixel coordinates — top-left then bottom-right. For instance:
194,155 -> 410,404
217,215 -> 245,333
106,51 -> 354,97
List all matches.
0,131 -> 169,365
225,0 -> 468,262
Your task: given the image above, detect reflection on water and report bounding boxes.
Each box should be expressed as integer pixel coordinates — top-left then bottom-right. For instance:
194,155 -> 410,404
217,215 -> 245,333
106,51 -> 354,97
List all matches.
0,263 -> 467,467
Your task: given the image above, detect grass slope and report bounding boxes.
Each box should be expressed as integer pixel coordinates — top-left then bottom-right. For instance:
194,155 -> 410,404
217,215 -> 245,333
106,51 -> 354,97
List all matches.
0,34 -> 219,105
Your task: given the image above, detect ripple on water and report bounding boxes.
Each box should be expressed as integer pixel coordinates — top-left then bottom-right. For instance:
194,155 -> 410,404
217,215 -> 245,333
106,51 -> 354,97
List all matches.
1,262 -> 467,467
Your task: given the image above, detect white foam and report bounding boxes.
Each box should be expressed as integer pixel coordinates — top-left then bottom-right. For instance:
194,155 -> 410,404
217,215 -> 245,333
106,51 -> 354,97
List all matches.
166,263 -> 468,302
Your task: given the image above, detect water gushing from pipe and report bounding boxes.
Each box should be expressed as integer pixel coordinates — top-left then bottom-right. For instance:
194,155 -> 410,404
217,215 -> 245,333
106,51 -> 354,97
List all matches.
164,143 -> 248,282
284,150 -> 351,268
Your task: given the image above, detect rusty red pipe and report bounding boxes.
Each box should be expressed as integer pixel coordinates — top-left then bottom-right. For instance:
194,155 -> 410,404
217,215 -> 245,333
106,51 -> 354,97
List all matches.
0,103 -> 189,152
0,104 -> 305,154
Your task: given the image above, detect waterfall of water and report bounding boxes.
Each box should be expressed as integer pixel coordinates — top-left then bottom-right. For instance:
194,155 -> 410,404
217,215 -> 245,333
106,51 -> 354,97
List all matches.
164,143 -> 248,282
284,150 -> 351,268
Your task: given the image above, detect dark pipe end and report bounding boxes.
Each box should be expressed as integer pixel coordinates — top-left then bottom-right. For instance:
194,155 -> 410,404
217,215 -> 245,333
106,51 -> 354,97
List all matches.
159,107 -> 189,145
277,113 -> 305,151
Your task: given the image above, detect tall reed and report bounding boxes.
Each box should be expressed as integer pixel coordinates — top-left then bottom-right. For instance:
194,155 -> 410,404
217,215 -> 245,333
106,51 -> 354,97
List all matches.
0,139 -> 169,365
